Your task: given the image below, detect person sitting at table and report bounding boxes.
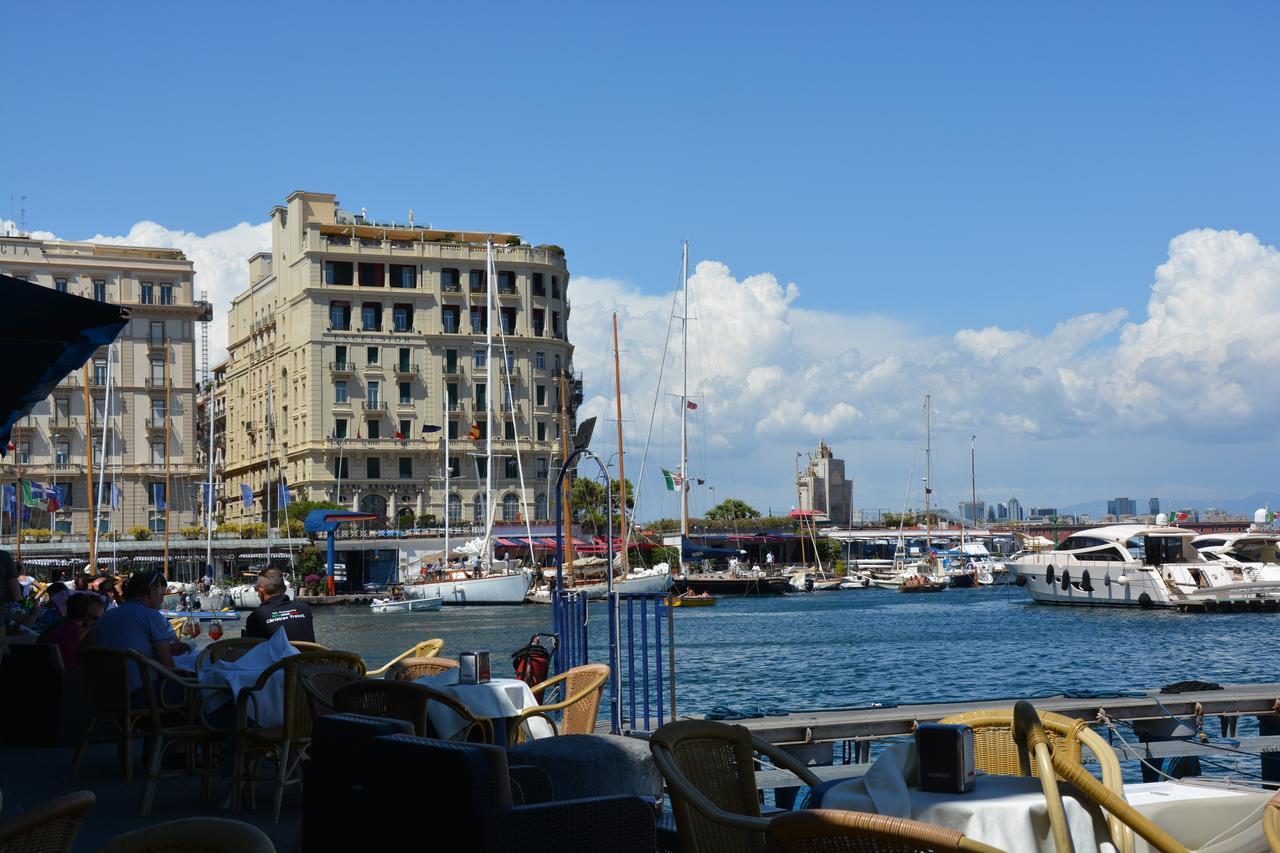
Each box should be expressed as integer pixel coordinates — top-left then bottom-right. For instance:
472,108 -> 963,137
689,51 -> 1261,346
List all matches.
39,592 -> 104,670
245,568 -> 315,643
94,570 -> 193,693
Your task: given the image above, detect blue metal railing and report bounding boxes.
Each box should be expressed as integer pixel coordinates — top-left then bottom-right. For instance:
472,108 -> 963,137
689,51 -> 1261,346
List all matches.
551,588 -> 588,673
618,592 -> 674,733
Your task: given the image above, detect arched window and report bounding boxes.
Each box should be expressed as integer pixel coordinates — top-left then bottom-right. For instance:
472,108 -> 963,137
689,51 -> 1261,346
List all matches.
359,493 -> 387,520
447,493 -> 462,523
472,492 -> 486,523
535,493 -> 548,521
503,493 -> 520,522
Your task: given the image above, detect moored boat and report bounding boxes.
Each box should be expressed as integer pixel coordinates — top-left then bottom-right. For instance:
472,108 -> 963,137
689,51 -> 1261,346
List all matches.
371,595 -> 443,613
672,573 -> 791,596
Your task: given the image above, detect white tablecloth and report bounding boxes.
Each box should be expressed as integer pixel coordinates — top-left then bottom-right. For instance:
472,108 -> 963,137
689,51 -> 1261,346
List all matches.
415,671 -> 556,742
172,650 -> 199,671
821,744 -> 1115,853
197,629 -> 298,728
1125,782 -> 1271,853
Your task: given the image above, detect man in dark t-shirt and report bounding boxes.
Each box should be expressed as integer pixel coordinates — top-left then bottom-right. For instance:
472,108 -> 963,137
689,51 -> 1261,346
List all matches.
244,569 -> 315,643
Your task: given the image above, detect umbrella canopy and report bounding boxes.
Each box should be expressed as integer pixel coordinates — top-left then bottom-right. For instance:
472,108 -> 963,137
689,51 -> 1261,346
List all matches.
0,273 -> 130,453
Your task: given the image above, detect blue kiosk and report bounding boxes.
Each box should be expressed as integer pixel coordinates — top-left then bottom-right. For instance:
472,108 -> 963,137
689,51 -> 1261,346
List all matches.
303,509 -> 379,595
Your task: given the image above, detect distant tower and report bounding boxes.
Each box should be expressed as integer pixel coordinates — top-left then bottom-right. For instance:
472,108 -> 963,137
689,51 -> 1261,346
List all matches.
1149,497 -> 1160,516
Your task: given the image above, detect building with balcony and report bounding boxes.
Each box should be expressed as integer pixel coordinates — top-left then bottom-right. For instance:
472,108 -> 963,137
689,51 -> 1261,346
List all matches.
0,233 -> 212,536
796,439 -> 853,524
221,191 -> 578,528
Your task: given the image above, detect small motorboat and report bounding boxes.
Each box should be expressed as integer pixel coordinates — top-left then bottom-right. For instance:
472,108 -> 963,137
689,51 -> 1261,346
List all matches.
666,591 -> 717,608
161,609 -> 241,621
899,575 -> 947,593
370,595 -> 443,613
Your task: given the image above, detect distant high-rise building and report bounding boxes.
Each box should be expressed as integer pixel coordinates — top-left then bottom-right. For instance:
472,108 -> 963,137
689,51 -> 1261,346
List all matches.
1029,507 -> 1058,520
1117,497 -> 1136,516
1106,499 -> 1117,517
1006,497 -> 1023,522
996,502 -> 1009,520
1149,497 -> 1160,515
797,438 -> 853,523
958,500 -> 985,525
987,505 -> 996,522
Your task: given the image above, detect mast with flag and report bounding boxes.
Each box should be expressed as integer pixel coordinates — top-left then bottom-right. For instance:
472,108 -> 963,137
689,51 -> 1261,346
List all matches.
679,241 -> 689,572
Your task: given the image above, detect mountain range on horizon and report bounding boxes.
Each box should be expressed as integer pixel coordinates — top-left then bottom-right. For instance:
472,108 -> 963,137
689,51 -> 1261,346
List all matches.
1057,491 -> 1280,519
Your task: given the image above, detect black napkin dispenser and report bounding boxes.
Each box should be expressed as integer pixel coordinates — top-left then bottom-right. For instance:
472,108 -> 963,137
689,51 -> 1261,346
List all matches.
915,723 -> 975,793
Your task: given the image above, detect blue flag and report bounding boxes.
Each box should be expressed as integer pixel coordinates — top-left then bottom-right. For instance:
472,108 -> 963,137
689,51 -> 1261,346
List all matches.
2,484 -> 15,516
111,482 -> 122,509
240,483 -> 253,509
150,482 -> 166,511
54,484 -> 69,509
200,481 -> 215,512
278,480 -> 292,508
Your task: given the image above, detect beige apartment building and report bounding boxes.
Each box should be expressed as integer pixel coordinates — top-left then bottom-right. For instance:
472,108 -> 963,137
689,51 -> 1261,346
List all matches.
221,191 -> 577,529
0,234 -> 211,536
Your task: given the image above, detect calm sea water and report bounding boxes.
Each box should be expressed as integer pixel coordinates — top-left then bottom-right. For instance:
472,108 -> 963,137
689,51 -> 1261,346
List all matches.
311,586 -> 1280,715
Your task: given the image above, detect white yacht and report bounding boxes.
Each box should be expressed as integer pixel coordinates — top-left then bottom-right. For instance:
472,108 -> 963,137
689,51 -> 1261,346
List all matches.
1191,530 -> 1280,583
1012,524 -> 1280,610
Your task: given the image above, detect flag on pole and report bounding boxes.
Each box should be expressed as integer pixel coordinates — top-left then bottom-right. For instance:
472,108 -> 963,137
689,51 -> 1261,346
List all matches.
468,422 -> 481,440
22,481 -> 61,512
240,483 -> 253,509
200,482 -> 215,512
150,482 -> 165,511
2,484 -> 15,516
394,430 -> 405,440
686,400 -> 698,410
53,484 -> 68,511
661,468 -> 686,492
111,482 -> 122,509
278,480 -> 292,508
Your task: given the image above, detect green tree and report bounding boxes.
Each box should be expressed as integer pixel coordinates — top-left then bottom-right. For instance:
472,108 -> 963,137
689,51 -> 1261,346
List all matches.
569,477 -> 634,533
706,498 -> 761,521
284,499 -> 345,523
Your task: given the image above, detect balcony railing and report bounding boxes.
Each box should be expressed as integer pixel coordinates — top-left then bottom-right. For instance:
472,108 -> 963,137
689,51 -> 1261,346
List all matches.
143,377 -> 166,389
394,363 -> 419,377
442,363 -> 463,378
362,401 -> 387,412
144,417 -> 168,431
330,361 -> 356,373
50,418 -> 78,432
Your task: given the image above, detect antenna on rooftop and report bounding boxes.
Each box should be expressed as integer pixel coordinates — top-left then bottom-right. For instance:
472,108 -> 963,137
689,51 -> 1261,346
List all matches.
19,195 -> 27,236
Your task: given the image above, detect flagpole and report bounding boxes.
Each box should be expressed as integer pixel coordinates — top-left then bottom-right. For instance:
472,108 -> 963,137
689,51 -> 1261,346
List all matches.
443,395 -> 450,564
84,363 -> 97,571
15,444 -> 23,569
94,345 -> 113,569
163,338 -> 171,577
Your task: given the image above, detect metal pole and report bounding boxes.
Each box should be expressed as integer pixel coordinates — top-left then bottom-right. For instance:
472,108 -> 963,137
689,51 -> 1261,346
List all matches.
83,363 -> 97,569
163,339 -> 171,576
582,450 -> 621,734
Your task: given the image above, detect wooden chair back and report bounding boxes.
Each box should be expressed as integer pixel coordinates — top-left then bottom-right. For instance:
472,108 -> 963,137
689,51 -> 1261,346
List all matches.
0,790 -> 95,853
248,651 -> 366,743
387,656 -> 458,681
766,809 -> 1003,853
195,637 -> 264,671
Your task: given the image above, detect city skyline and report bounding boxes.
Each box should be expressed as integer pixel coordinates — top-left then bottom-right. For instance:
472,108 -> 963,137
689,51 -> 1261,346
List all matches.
5,3 -> 1278,519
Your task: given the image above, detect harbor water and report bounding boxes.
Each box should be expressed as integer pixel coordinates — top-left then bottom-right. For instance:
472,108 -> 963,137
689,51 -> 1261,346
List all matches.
314,586 -> 1280,715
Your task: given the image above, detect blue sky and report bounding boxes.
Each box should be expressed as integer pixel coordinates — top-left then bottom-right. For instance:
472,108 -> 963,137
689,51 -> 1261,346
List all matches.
6,2 -> 1280,517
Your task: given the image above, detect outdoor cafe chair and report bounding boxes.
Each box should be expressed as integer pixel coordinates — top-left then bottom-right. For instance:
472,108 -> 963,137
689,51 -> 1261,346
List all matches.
298,665 -> 366,716
102,816 -> 274,853
1011,700 -> 1188,853
365,638 -> 444,677
509,663 -> 609,745
386,655 -> 458,681
650,718 -> 824,853
766,808 -> 1004,853
0,790 -> 95,853
333,678 -> 496,743
230,649 -> 365,822
289,641 -> 328,653
194,637 -> 264,672
941,706 -> 1131,853
77,648 -> 232,815
1265,792 -> 1280,852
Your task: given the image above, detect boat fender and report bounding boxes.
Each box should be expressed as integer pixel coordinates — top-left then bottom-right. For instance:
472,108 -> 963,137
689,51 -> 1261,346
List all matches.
805,576 -> 814,592
1115,575 -> 1128,585
1080,570 -> 1093,592
1060,570 -> 1070,590
1046,566 -> 1056,585
1138,592 -> 1154,608
1103,574 -> 1110,588
1015,574 -> 1027,587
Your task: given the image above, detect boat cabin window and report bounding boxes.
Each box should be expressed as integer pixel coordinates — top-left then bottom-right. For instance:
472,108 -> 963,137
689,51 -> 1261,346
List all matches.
1193,539 -> 1225,550
1055,536 -> 1109,552
1079,547 -> 1126,562
1129,535 -> 1187,566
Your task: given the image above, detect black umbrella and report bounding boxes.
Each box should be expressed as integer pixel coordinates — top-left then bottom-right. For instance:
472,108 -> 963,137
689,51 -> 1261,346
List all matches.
0,273 -> 130,453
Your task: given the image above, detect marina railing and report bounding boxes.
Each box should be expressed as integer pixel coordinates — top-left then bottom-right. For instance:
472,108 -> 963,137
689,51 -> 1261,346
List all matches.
551,588 -> 588,673
617,591 -> 675,734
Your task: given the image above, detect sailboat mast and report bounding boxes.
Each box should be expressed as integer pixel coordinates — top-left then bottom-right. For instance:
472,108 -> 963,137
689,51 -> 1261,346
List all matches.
206,369 -> 215,580
95,344 -> 113,567
612,313 -> 629,573
443,395 -> 450,563
83,363 -> 97,570
265,380 -> 272,566
559,370 -> 574,583
484,241 -> 495,564
923,395 -> 931,552
679,242 -> 689,546
970,435 -> 977,531
164,339 -> 172,576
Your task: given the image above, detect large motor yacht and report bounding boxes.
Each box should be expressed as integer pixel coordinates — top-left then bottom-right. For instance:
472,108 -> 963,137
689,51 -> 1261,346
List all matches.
1011,524 -> 1280,610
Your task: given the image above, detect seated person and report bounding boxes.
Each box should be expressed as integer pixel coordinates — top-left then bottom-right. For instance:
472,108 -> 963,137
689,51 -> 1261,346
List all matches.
40,593 -> 104,670
33,581 -> 70,632
94,570 -> 192,692
245,569 -> 315,643
2,550 -> 39,635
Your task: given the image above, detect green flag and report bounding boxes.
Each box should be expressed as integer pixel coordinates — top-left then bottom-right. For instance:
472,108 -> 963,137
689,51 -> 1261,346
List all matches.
661,468 -> 676,492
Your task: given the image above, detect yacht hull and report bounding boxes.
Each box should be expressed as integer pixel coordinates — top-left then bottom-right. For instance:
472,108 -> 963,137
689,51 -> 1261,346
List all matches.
403,571 -> 532,605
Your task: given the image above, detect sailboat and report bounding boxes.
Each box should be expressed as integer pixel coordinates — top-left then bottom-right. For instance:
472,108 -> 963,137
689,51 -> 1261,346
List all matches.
400,239 -> 532,605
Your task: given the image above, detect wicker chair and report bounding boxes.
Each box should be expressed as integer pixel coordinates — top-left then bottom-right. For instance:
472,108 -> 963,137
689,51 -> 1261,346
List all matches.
0,790 -> 95,853
101,816 -> 275,852
387,656 -> 459,681
72,646 -> 158,783
1011,700 -> 1188,853
194,638 -> 264,672
940,706 -> 1130,853
1265,791 -> 1280,853
365,638 -> 444,677
650,719 -> 823,853
230,650 -> 366,822
333,678 -> 496,743
509,663 -> 609,745
299,665 -> 367,717
289,641 -> 329,653
767,808 -> 1005,853
77,648 -> 232,815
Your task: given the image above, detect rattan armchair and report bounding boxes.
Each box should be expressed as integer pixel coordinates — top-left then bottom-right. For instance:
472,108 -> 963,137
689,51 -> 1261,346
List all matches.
299,665 -> 367,717
650,718 -> 824,853
509,663 -> 609,745
230,650 -> 366,822
0,790 -> 95,853
289,640 -> 329,652
941,705 -> 1130,853
767,808 -> 1005,853
1265,791 -> 1280,853
1011,700 -> 1188,853
194,638 -> 264,672
386,655 -> 459,681
365,638 -> 444,677
102,816 -> 274,852
334,678 -> 496,743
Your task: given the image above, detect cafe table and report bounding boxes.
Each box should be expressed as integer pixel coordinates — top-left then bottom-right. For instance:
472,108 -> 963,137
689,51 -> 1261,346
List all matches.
194,629 -> 297,728
415,669 -> 557,744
